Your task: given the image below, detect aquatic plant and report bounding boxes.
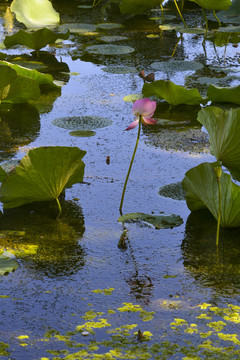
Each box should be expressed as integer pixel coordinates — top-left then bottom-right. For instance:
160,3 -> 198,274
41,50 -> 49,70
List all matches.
0,146 -> 86,216
119,98 -> 156,213
10,0 -> 60,28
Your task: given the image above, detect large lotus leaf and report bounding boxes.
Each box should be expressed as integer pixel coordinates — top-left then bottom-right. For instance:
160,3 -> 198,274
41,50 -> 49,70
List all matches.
142,80 -> 204,106
3,75 -> 40,103
52,116 -> 112,130
10,0 -> 59,28
0,61 -> 59,90
0,65 -> 17,102
118,213 -> 183,229
207,84 -> 240,105
188,0 -> 231,10
0,251 -> 18,275
0,146 -> 86,209
119,0 -> 161,15
197,107 -> 240,180
182,162 -> 240,228
4,28 -> 70,51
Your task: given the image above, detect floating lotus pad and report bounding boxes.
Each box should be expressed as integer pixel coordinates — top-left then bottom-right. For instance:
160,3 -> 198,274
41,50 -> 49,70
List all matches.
178,28 -> 206,35
159,24 -> 185,31
69,130 -> 96,137
151,60 -> 204,72
97,23 -> 123,29
98,36 -> 129,43
52,116 -> 113,130
59,23 -> 97,34
77,5 -> 92,8
86,44 -> 134,55
103,66 -> 138,74
118,213 -> 183,229
123,94 -> 144,102
158,182 -> 186,201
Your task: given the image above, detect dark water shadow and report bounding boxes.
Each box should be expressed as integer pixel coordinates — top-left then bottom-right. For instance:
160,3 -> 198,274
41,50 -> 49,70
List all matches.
181,209 -> 240,296
0,199 -> 86,278
0,103 -> 40,162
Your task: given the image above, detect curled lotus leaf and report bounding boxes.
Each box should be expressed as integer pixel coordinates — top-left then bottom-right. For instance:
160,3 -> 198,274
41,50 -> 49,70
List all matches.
0,146 -> 86,209
4,28 -> 70,51
10,0 -> 60,28
86,44 -> 134,55
52,116 -> 112,131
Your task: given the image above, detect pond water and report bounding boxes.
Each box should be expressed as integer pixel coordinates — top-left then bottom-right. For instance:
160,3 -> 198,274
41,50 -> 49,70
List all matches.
0,1 -> 240,359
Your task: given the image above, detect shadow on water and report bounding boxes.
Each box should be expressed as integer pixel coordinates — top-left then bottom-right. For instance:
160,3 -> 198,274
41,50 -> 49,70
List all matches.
181,209 -> 240,296
0,198 -> 86,278
0,103 -> 40,162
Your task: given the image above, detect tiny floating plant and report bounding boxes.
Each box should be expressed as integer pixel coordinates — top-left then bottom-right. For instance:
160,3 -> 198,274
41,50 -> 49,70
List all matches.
119,98 -> 157,214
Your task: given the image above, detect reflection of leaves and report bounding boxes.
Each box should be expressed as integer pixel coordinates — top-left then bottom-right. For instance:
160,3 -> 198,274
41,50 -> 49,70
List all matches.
182,209 -> 240,294
0,250 -> 18,275
4,28 -> 70,51
0,147 -> 86,209
119,0 -> 161,15
182,162 -> 240,227
143,80 -> 204,106
118,213 -> 183,229
197,107 -> 240,179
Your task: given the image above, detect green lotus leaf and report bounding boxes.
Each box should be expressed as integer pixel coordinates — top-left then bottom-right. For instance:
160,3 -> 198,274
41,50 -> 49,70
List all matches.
10,0 -> 59,28
52,116 -> 112,130
119,0 -> 161,15
182,162 -> 240,228
188,0 -> 231,10
123,94 -> 144,102
158,182 -> 186,201
98,36 -> 129,43
0,64 -> 40,103
58,23 -> 97,34
103,66 -> 137,74
86,44 -> 134,55
118,212 -> 183,229
4,28 -> 70,51
197,107 -> 240,180
0,146 -> 86,209
0,65 -> 17,103
142,80 -> 204,106
96,23 -> 123,29
0,61 -> 59,89
69,130 -> 96,137
151,60 -> 204,72
207,84 -> 240,105
0,251 -> 18,275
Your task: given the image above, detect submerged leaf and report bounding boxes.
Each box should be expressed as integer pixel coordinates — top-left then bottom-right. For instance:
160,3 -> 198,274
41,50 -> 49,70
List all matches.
4,28 -> 70,51
0,146 -> 86,209
118,213 -> 183,229
52,116 -> 112,131
151,60 -> 203,72
86,44 -> 134,55
182,162 -> 240,228
142,80 -> 204,106
207,84 -> 240,105
10,0 -> 60,28
197,107 -> 240,180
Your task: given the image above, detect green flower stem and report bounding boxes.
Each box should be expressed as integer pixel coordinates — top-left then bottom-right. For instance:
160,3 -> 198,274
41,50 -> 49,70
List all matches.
202,8 -> 208,43
174,0 -> 187,28
119,117 -> 142,215
213,9 -> 221,26
216,177 -> 221,247
56,197 -> 62,218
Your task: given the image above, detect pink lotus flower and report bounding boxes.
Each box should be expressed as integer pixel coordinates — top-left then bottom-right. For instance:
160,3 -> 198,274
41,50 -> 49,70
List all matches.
126,98 -> 157,130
